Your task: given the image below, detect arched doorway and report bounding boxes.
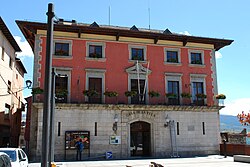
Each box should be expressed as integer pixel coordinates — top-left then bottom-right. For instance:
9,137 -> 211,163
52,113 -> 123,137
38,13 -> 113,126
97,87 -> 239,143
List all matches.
130,121 -> 151,157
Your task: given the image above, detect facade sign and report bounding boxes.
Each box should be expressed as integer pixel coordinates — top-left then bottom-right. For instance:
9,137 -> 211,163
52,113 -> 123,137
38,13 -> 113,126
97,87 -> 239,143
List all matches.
65,131 -> 90,149
110,136 -> 121,144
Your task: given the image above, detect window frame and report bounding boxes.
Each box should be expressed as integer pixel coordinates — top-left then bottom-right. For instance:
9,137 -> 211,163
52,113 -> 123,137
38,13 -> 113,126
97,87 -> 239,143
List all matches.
85,68 -> 106,104
189,50 -> 204,66
53,68 -> 72,103
86,42 -> 106,60
129,45 -> 147,62
1,47 -> 4,60
164,48 -> 181,64
53,40 -> 72,57
190,74 -> 207,105
165,73 -> 182,105
4,103 -> 10,120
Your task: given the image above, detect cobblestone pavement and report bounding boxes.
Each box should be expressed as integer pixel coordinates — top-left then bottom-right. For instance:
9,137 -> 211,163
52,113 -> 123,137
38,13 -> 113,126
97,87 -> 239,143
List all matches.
28,155 -> 250,167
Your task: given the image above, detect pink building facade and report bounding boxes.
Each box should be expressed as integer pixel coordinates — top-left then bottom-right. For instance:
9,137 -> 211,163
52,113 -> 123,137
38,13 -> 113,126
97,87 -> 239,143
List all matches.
18,20 -> 232,161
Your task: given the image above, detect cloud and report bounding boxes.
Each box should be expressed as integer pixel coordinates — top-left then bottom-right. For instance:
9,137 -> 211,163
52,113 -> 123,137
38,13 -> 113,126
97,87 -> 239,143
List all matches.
178,31 -> 191,36
215,51 -> 222,59
14,36 -> 34,58
220,98 -> 250,116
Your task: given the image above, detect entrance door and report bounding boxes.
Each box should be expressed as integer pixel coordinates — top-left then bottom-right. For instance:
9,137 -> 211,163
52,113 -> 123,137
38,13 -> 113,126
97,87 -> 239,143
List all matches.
130,121 -> 150,157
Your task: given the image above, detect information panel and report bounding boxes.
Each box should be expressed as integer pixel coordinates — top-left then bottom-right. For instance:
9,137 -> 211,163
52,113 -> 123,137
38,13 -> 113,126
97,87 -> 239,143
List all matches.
65,131 -> 90,149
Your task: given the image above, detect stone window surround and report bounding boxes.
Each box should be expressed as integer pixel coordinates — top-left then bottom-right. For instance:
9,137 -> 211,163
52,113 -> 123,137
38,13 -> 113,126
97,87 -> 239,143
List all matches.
86,41 -> 106,61
188,49 -> 205,66
164,47 -> 181,65
54,67 -> 72,103
190,74 -> 207,104
85,68 -> 106,103
127,73 -> 148,104
53,39 -> 73,57
165,73 -> 183,103
128,45 -> 147,63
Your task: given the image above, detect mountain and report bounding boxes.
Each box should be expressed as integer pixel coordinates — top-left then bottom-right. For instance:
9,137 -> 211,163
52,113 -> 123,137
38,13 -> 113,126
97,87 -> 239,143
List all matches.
220,115 -> 250,132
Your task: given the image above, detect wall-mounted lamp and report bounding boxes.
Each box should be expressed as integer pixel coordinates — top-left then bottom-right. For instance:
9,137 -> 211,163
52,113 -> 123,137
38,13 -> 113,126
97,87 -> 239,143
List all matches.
112,114 -> 119,133
25,80 -> 32,89
164,115 -> 170,128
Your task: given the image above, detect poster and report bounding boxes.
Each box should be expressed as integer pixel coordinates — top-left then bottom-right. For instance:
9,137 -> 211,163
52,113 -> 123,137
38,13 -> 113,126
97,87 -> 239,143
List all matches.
65,131 -> 90,149
110,136 -> 121,144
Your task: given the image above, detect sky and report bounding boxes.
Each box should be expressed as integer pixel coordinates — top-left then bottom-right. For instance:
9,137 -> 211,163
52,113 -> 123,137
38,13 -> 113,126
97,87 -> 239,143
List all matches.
1,0 -> 250,116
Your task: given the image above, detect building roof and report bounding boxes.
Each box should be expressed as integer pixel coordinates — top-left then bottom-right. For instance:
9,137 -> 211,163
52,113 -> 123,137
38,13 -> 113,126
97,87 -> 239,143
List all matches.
16,20 -> 233,51
0,17 -> 21,52
15,57 -> 27,74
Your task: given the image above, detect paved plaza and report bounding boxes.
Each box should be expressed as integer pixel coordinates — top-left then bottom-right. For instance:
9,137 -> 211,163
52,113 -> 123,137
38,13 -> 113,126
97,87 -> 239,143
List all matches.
28,155 -> 250,167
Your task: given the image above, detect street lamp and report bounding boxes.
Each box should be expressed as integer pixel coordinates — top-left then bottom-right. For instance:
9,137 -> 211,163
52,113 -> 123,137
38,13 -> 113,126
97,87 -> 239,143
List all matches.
25,80 -> 32,88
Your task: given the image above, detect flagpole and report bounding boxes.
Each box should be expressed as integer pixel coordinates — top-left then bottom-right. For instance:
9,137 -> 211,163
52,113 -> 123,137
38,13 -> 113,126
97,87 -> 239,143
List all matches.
142,61 -> 150,101
136,61 -> 141,101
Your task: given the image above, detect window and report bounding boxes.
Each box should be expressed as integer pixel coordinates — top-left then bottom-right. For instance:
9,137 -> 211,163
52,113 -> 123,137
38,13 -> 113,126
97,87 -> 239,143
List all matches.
131,48 -> 144,61
192,82 -> 204,105
167,81 -> 180,105
9,58 -> 13,68
54,42 -> 69,56
55,75 -> 68,103
167,51 -> 178,63
202,122 -> 205,135
191,52 -> 202,64
1,47 -> 4,60
129,45 -> 146,61
4,104 -> 10,119
86,42 -> 105,59
130,79 -> 146,104
7,81 -> 11,93
89,45 -> 102,58
88,78 -> 102,103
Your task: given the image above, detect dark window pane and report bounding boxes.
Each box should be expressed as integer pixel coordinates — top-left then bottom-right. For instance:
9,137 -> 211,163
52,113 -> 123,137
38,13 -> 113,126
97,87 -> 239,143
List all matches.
167,81 -> 180,105
167,51 -> 178,63
191,52 -> 202,64
131,48 -> 144,61
131,79 -> 146,104
55,76 -> 68,103
55,43 -> 69,56
89,45 -> 102,58
88,78 -> 102,103
192,82 -> 204,105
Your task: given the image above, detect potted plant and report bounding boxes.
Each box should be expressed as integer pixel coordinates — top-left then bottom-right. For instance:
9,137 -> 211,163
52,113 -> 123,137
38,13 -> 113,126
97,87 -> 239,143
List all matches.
104,91 -> 118,97
125,91 -> 137,97
83,89 -> 99,97
166,93 -> 177,98
215,94 -> 226,99
148,91 -> 160,98
181,92 -> 192,98
55,89 -> 68,98
31,87 -> 44,94
196,93 -> 207,99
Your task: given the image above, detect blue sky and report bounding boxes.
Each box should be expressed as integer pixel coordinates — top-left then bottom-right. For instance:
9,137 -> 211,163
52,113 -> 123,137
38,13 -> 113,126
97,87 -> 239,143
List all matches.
1,0 -> 250,116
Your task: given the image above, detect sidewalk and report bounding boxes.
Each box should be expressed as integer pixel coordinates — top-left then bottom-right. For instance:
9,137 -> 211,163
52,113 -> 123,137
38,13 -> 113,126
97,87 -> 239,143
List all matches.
28,155 -> 250,167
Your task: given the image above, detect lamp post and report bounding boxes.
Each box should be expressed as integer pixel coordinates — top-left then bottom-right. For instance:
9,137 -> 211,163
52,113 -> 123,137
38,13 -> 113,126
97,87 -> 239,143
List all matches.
41,3 -> 54,167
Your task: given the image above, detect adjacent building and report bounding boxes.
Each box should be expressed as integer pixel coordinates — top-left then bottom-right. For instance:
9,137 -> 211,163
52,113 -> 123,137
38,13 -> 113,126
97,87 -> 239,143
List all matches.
0,17 -> 27,147
17,19 -> 233,161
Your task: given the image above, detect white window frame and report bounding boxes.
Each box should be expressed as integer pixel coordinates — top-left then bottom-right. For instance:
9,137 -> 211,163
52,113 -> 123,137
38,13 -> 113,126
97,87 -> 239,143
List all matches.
54,67 -> 72,103
165,73 -> 182,103
188,50 -> 205,66
85,68 -> 106,103
128,45 -> 147,62
190,74 -> 207,104
164,48 -> 181,65
53,40 -> 72,57
86,42 -> 106,61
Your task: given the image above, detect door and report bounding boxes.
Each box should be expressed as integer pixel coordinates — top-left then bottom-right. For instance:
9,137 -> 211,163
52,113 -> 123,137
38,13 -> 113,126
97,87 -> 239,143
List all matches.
88,78 -> 102,103
130,121 -> 151,156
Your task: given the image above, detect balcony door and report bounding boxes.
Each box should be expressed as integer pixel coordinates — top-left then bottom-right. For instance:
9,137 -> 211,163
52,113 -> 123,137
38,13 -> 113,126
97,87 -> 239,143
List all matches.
88,78 -> 102,103
131,79 -> 146,104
